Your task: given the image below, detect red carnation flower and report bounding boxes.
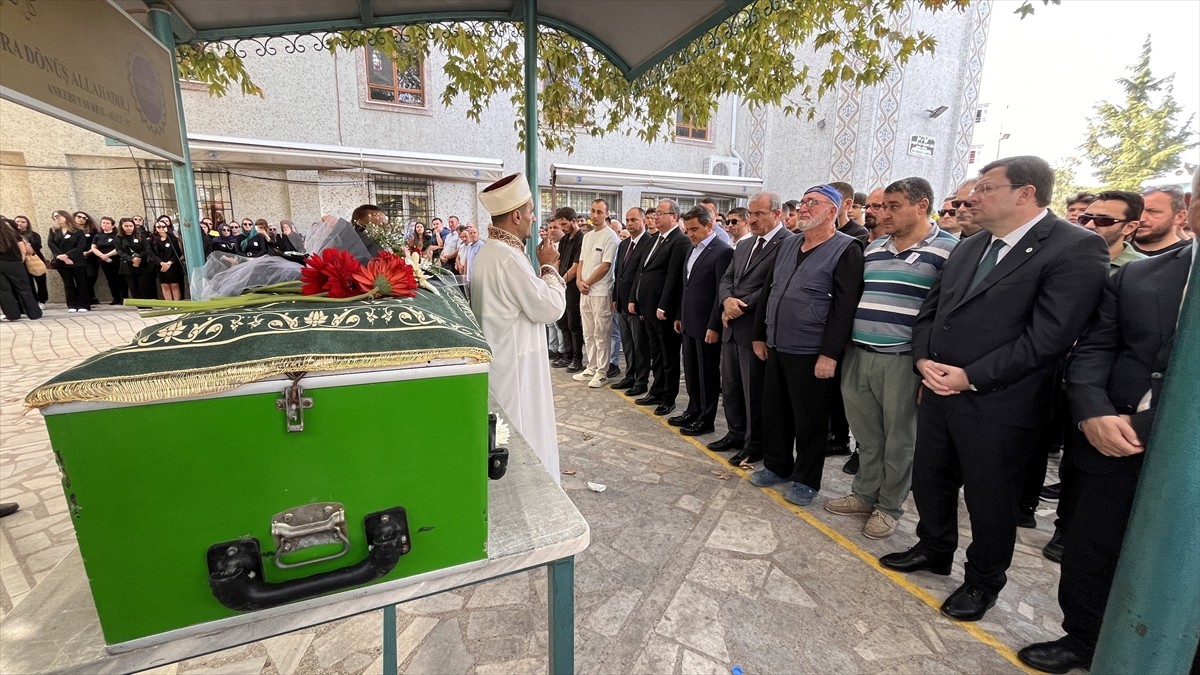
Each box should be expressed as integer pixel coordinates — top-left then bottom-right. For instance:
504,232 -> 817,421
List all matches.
300,248 -> 364,298
353,250 -> 419,298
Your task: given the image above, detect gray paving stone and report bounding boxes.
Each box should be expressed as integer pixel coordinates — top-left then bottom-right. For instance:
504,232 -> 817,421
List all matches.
582,587 -> 642,637
260,631 -> 313,675
467,574 -> 531,608
686,551 -> 770,597
705,510 -> 777,555
406,619 -> 474,674
467,608 -> 540,641
392,615 -> 437,665
396,590 -> 465,615
655,582 -> 729,663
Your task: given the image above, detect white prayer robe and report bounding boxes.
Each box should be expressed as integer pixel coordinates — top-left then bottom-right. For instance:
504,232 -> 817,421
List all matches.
470,237 -> 566,483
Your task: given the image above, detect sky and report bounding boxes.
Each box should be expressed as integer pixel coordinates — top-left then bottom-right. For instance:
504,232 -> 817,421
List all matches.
978,0 -> 1200,183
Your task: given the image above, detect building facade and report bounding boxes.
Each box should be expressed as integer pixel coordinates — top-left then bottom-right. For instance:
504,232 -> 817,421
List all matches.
1,2 -> 991,237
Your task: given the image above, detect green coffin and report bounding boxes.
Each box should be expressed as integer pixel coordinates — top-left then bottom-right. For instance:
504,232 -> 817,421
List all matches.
29,295 -> 493,649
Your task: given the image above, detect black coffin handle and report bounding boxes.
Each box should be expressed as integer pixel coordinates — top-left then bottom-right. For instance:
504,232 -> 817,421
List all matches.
207,507 -> 410,612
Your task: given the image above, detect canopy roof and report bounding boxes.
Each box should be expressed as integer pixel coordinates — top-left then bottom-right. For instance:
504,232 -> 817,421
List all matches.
552,163 -> 762,199
120,0 -> 755,80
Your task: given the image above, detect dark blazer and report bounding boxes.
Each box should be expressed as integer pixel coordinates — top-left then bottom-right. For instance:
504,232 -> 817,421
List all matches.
613,232 -> 654,307
679,236 -> 733,338
1066,244 -> 1191,465
718,228 -> 792,345
634,227 -> 690,320
912,211 -> 1109,428
48,228 -> 89,267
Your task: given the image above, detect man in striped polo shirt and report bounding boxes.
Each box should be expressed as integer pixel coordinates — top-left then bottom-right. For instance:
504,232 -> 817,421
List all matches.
824,177 -> 959,539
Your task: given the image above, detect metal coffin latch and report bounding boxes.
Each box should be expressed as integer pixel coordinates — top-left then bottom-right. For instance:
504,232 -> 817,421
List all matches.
275,381 -> 313,432
270,502 -> 350,570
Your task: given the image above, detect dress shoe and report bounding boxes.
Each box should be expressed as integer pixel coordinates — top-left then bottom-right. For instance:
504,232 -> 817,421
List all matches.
825,436 -> 851,456
1017,637 -> 1093,674
653,403 -> 676,416
728,449 -> 761,466
610,378 -> 635,390
878,548 -> 953,576
842,451 -> 859,475
625,385 -> 648,397
706,435 -> 743,452
0,502 -> 19,518
548,350 -> 562,360
551,358 -> 570,369
606,363 -> 621,378
634,395 -> 661,406
1039,482 -> 1061,503
940,583 -> 998,622
565,362 -> 584,374
667,413 -> 696,427
680,421 -> 715,436
1018,506 -> 1037,529
1042,527 -> 1064,564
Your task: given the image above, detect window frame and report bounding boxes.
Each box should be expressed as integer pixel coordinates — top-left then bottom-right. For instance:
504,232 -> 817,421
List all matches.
674,110 -> 711,144
137,160 -> 234,225
360,44 -> 429,112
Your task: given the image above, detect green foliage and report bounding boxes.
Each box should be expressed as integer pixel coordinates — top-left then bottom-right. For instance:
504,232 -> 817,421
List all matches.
175,0 -> 1056,153
1081,36 -> 1197,191
1050,157 -> 1099,212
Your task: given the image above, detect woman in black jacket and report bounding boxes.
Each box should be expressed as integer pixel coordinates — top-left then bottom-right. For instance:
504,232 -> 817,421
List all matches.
148,216 -> 185,300
0,218 -> 42,321
210,223 -> 239,254
73,211 -> 101,304
48,210 -> 91,312
115,218 -> 156,299
240,219 -> 270,258
13,215 -> 48,306
91,216 -> 127,305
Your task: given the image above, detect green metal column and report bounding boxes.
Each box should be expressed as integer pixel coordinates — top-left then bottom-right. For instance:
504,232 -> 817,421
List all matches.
147,5 -> 205,297
547,557 -> 575,675
523,0 -> 540,265
1092,249 -> 1200,673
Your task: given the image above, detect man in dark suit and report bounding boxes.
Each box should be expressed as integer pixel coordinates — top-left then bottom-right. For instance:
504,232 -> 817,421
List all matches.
632,199 -> 691,416
1017,189 -> 1197,673
713,191 -> 791,463
880,156 -> 1110,622
610,207 -> 654,395
669,206 -> 733,436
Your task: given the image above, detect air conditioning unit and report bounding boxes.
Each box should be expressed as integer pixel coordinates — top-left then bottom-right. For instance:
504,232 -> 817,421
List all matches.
704,155 -> 742,177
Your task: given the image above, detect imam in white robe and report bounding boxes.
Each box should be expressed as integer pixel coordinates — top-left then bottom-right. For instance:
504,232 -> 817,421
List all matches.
470,230 -> 566,483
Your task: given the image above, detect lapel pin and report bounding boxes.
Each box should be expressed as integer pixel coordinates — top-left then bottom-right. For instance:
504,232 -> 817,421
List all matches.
1025,247 -> 1033,253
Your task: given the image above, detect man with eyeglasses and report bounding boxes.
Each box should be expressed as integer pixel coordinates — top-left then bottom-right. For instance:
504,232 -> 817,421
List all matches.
1133,186 -> 1189,256
631,199 -> 692,416
1079,191 -> 1148,271
860,187 -> 886,246
1018,168 -> 1200,675
747,185 -> 865,506
880,156 -> 1108,624
713,192 -> 792,463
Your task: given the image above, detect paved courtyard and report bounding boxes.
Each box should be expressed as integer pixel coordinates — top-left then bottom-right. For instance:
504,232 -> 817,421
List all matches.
0,306 -> 1068,674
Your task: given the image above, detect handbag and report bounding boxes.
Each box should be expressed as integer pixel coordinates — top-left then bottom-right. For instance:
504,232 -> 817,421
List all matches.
119,258 -> 133,276
24,254 -> 47,276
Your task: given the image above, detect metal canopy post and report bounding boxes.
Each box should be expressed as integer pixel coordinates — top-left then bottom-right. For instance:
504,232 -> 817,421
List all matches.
147,5 -> 205,297
523,0 -> 540,265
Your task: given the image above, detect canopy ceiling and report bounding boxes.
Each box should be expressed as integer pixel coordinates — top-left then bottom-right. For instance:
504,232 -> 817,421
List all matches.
118,0 -> 754,80
552,163 -> 762,199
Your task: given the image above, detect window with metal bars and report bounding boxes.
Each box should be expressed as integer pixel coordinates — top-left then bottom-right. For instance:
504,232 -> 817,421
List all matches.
137,161 -> 234,225
539,188 -> 620,220
640,194 -> 733,215
370,175 -> 434,233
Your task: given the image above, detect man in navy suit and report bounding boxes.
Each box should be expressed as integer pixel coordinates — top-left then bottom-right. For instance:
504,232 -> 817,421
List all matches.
880,156 -> 1109,623
668,206 -> 733,437
632,200 -> 692,416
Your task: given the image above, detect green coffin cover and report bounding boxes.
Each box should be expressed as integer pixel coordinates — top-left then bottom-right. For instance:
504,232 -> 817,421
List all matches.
26,290 -> 491,408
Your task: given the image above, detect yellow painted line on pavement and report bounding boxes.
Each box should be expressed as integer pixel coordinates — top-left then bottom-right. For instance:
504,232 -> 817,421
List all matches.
614,387 -> 1035,674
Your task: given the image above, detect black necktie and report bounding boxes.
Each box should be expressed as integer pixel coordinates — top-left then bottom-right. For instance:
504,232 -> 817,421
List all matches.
969,239 -> 1006,291
745,237 -> 765,272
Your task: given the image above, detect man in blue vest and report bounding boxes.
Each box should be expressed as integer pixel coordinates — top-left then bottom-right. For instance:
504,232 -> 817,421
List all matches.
748,184 -> 865,506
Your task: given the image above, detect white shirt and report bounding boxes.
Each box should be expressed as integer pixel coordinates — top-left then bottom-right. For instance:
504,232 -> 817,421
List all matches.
579,227 -> 619,295
686,230 -> 718,278
470,235 -> 567,483
761,223 -> 786,245
989,208 -> 1046,264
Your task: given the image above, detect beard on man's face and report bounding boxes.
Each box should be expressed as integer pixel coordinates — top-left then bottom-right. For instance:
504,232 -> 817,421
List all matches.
864,213 -> 877,230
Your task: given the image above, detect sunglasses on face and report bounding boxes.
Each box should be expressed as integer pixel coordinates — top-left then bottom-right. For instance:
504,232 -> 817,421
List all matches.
950,199 -> 970,209
726,218 -> 740,225
1078,214 -> 1130,228
938,209 -> 956,217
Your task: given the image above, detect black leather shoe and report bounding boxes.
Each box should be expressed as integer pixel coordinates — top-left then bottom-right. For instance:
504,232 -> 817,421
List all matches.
565,362 -> 584,374
707,435 -> 743,451
879,548 -> 952,576
842,451 -> 859,475
634,395 -> 661,406
606,363 -> 621,378
548,350 -> 562,361
940,583 -> 997,622
551,358 -> 570,369
653,403 -> 676,416
1017,637 -> 1093,674
825,440 -> 851,456
1043,527 -> 1064,564
625,385 -> 648,397
1018,506 -> 1037,529
667,413 -> 696,427
0,502 -> 19,518
680,422 -> 715,436
728,449 -> 761,466
610,378 -> 635,390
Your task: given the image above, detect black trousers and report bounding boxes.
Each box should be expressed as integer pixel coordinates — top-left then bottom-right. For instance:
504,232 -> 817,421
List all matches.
647,315 -> 681,403
827,362 -> 851,445
85,256 -> 100,302
618,308 -> 650,387
1059,443 -> 1142,650
123,272 -> 157,299
0,259 -> 42,320
99,259 -> 127,301
29,270 -> 48,303
911,392 -> 1038,593
55,264 -> 91,309
762,351 -> 833,490
557,289 -> 584,364
1020,382 -> 1070,513
681,332 -> 721,424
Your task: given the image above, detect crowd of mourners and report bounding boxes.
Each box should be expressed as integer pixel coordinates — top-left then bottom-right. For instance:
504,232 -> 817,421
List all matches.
535,156 -> 1196,674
